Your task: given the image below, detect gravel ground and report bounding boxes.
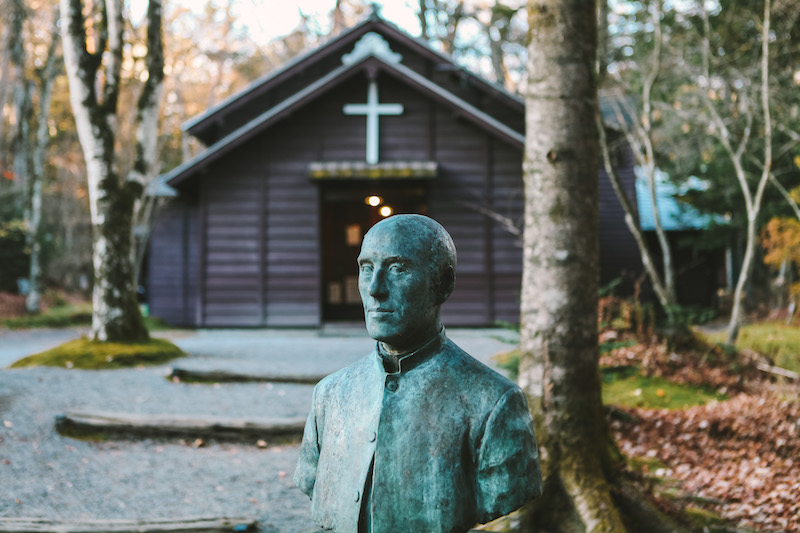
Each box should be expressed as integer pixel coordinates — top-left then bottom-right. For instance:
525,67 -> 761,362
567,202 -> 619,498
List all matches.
0,327 -> 517,532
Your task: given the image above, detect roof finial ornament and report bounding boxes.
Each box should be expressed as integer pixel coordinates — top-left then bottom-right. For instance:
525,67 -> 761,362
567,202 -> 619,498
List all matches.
368,2 -> 382,20
342,32 -> 402,65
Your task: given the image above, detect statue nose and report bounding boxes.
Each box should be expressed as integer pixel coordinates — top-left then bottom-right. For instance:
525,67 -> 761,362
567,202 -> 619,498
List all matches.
368,269 -> 388,297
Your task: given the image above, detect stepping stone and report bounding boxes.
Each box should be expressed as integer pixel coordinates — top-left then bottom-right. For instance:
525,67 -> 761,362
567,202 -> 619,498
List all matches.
169,366 -> 326,385
0,516 -> 257,532
55,411 -> 306,442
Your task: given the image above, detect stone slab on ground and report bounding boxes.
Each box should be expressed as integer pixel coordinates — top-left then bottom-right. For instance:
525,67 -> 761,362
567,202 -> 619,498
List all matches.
169,367 -> 326,385
55,411 -> 307,442
0,517 -> 257,533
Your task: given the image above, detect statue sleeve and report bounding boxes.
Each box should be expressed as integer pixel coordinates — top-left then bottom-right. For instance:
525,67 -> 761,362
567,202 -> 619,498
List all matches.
475,386 -> 542,523
293,385 -> 321,498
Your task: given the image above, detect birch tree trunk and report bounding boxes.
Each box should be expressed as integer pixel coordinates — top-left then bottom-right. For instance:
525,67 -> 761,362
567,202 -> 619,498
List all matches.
698,1 -> 773,345
10,0 -> 32,215
26,17 -> 61,314
519,1 -> 626,530
60,0 -> 163,342
600,0 -> 680,325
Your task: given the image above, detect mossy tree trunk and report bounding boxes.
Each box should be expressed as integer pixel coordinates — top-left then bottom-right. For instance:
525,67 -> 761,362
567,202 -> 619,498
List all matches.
60,0 -> 163,342
518,2 -> 638,531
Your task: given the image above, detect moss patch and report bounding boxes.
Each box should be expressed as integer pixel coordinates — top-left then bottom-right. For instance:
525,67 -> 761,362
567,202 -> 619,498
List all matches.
703,321 -> 800,373
2,303 -> 92,329
602,368 -> 726,410
9,337 -> 184,369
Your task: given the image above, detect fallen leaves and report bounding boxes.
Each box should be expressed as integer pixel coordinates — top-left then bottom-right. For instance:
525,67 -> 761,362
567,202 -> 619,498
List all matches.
613,384 -> 800,532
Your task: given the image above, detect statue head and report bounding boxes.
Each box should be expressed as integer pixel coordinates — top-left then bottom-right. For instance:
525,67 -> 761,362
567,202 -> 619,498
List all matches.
357,214 -> 457,353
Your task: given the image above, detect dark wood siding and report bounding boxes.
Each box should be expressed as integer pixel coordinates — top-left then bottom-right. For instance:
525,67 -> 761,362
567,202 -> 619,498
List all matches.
598,139 -> 641,289
428,105 -> 493,326
491,141 -> 524,325
201,166 -> 263,327
148,197 -> 199,326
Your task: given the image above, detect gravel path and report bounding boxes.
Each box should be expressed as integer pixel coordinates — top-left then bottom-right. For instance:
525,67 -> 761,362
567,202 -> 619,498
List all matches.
0,328 -> 90,368
0,327 -> 517,532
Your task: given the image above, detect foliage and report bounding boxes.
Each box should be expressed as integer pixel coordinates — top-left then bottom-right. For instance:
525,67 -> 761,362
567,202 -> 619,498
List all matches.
8,336 -> 184,370
702,321 -> 800,373
0,218 -> 28,293
761,216 -> 800,295
2,302 -> 91,329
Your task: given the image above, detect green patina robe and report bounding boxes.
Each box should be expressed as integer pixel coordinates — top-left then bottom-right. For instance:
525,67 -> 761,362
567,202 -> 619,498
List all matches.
294,331 -> 541,532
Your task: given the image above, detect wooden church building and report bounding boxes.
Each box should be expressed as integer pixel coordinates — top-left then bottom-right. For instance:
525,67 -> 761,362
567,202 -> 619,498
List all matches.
148,14 -> 639,327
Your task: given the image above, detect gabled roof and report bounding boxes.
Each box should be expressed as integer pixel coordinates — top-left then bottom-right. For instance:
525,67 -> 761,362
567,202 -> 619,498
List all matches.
184,13 -> 523,142
155,51 -> 525,191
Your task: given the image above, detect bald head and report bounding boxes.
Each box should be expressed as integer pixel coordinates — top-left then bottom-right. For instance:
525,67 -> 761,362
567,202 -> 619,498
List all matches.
357,215 -> 457,351
364,215 -> 457,304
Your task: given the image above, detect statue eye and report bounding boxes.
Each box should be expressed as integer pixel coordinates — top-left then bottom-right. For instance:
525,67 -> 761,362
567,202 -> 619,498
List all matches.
388,263 -> 407,273
360,263 -> 374,274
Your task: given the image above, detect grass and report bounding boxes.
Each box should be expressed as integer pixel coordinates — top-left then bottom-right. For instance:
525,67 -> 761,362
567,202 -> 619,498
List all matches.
2,301 -> 179,333
492,350 -> 726,410
702,321 -> 800,373
9,336 -> 185,370
601,366 -> 726,410
2,302 -> 92,329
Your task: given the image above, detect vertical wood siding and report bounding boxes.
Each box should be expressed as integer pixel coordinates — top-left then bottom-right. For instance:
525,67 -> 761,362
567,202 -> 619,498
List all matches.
148,197 -> 199,326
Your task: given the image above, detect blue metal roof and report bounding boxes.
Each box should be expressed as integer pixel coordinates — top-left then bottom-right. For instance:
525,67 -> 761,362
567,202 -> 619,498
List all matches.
635,169 -> 715,231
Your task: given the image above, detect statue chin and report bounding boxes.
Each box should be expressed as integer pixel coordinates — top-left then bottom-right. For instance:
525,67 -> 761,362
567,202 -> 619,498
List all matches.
364,320 -> 399,344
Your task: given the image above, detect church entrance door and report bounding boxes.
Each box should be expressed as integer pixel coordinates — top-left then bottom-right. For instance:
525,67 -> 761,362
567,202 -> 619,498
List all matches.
321,183 -> 427,322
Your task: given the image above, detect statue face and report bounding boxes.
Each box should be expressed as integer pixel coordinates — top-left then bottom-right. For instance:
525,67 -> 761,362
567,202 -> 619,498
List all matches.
357,221 -> 441,352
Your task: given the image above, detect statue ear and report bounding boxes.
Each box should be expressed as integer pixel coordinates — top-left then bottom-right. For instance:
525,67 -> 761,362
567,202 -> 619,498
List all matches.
436,266 -> 455,305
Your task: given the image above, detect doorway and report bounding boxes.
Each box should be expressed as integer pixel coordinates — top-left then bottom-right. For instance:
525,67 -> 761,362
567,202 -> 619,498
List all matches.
321,182 -> 428,321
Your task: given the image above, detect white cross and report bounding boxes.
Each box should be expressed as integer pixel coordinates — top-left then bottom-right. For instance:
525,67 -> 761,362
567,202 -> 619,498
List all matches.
343,80 -> 403,164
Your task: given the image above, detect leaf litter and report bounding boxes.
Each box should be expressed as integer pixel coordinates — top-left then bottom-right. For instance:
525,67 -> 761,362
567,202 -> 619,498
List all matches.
604,333 -> 800,532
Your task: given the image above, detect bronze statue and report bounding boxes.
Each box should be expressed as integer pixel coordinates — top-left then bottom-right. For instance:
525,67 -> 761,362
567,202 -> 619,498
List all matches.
294,214 -> 541,532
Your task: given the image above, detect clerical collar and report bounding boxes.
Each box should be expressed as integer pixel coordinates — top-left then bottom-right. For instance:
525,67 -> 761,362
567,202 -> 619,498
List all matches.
376,327 -> 445,374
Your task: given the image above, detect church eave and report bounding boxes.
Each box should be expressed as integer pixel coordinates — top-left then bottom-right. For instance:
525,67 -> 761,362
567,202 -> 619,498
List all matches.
159,54 -> 523,191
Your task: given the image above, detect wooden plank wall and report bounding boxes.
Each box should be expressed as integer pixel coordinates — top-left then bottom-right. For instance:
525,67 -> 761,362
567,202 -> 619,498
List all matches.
597,140 -> 641,289
201,165 -> 263,326
428,102 -> 494,326
148,197 -> 199,326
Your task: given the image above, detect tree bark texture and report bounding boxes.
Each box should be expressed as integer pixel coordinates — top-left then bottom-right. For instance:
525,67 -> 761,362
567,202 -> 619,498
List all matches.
26,16 -> 61,314
10,0 -> 32,215
60,0 -> 163,342
519,1 -> 626,531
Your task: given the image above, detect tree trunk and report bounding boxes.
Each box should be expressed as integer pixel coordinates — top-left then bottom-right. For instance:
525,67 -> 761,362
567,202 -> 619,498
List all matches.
10,0 -> 32,215
25,16 -> 61,314
519,1 -> 627,531
60,0 -> 162,342
722,0 -> 772,345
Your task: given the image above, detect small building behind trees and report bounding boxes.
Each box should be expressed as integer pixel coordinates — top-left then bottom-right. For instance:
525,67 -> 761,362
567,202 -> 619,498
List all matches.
147,14 -> 644,327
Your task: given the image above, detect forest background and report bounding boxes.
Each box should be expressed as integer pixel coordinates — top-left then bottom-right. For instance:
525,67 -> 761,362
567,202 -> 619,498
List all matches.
1,0 -> 799,341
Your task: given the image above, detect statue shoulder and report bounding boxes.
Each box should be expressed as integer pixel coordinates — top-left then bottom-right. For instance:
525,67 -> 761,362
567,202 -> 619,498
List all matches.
441,337 -> 522,397
313,350 -> 378,401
